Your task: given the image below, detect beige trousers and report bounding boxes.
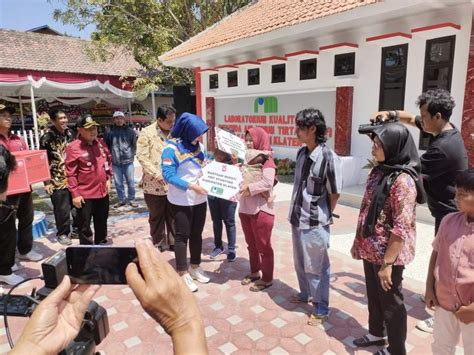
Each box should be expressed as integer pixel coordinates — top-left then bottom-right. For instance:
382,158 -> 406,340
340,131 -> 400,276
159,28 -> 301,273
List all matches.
432,306 -> 474,355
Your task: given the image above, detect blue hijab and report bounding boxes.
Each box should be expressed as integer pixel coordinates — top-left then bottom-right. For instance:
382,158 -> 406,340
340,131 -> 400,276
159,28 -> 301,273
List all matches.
170,112 -> 209,154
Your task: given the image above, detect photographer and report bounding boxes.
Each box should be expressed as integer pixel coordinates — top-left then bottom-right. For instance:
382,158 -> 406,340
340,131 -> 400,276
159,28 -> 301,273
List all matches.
371,89 -> 468,333
9,238 -> 207,355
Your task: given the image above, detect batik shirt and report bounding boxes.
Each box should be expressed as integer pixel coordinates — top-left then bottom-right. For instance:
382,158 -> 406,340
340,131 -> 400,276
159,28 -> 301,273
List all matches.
39,127 -> 75,190
353,169 -> 417,266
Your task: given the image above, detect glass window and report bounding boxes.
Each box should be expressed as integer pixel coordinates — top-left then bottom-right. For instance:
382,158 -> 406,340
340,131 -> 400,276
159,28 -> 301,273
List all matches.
209,74 -> 218,89
419,35 -> 456,149
300,58 -> 317,80
379,44 -> 408,110
334,52 -> 355,76
272,64 -> 286,83
227,71 -> 238,87
248,68 -> 260,85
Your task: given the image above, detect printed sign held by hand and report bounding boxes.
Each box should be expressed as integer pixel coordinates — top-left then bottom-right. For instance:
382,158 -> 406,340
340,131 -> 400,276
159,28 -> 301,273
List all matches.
199,161 -> 243,201
215,127 -> 246,161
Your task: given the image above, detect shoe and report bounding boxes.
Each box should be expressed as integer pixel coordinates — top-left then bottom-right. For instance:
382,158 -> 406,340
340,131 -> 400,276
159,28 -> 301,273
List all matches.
188,266 -> 210,284
18,250 -> 43,262
249,280 -> 273,292
209,247 -> 224,259
416,317 -> 434,333
0,273 -> 25,286
129,201 -> 139,208
70,230 -> 79,239
307,313 -> 329,326
353,335 -> 388,347
169,245 -> 175,252
113,202 -> 126,209
98,239 -> 108,245
227,252 -> 236,262
182,273 -> 198,292
57,235 -> 72,246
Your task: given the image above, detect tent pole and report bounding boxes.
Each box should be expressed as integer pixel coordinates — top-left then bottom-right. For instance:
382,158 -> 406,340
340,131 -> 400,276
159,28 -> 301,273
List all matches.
128,99 -> 132,118
151,90 -> 156,121
30,85 -> 39,149
18,96 -> 25,132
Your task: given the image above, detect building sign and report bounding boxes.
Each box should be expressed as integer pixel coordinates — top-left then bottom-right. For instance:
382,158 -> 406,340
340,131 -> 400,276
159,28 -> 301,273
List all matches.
215,91 -> 336,149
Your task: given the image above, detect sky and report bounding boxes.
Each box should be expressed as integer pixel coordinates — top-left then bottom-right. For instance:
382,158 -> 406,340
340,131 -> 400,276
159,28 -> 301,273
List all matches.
0,0 -> 94,39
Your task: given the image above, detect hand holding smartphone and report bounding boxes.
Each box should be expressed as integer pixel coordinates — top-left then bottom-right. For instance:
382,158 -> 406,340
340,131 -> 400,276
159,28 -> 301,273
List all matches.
66,246 -> 139,284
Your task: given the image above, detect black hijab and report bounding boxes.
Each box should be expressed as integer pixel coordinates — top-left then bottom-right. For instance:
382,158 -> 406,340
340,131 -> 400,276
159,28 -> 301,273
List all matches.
363,123 -> 426,238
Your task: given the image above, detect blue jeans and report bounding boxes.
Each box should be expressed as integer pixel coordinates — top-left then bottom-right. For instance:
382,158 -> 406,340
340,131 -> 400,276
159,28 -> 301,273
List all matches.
112,163 -> 135,203
207,196 -> 237,252
292,225 -> 330,316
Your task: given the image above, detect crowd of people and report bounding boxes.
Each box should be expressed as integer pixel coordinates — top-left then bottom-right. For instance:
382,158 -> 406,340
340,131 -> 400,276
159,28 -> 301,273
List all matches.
0,87 -> 473,355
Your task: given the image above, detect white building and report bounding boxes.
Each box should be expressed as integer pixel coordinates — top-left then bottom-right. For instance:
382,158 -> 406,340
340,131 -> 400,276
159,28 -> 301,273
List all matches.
161,0 -> 473,186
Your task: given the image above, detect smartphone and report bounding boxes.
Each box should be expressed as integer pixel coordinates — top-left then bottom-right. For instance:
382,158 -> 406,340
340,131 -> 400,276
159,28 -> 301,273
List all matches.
66,246 -> 138,284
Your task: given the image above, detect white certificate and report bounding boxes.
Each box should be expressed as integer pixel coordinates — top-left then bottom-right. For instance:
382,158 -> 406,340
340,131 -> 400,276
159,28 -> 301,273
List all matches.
199,161 -> 243,201
215,127 -> 247,161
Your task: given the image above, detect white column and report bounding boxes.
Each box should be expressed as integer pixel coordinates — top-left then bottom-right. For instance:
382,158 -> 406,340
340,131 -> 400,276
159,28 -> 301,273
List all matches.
18,96 -> 25,132
127,99 -> 132,118
30,85 -> 39,149
151,90 -> 156,121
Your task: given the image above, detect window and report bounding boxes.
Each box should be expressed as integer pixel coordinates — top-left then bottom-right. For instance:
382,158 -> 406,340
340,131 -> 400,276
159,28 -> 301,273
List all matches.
248,68 -> 260,85
300,58 -> 317,80
272,64 -> 286,83
334,52 -> 355,76
227,71 -> 238,87
419,35 -> 456,149
379,44 -> 408,110
209,74 -> 218,89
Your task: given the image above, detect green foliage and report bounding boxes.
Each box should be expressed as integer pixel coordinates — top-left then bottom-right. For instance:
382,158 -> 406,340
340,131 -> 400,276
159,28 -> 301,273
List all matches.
274,158 -> 296,176
52,0 -> 252,93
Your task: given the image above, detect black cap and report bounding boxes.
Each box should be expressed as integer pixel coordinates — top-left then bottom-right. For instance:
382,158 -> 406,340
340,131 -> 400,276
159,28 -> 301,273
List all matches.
76,115 -> 100,129
0,104 -> 15,114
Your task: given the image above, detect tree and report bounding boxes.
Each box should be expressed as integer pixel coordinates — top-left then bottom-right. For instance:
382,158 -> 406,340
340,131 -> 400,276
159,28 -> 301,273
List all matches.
52,0 -> 252,95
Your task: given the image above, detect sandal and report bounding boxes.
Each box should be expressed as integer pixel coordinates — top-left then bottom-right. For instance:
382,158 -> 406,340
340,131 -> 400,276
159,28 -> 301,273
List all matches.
307,313 -> 329,326
353,335 -> 387,347
290,293 -> 310,304
249,280 -> 273,292
241,274 -> 260,285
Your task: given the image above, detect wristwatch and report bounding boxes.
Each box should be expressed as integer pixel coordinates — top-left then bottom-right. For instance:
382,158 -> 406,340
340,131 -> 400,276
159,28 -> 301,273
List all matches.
382,260 -> 394,268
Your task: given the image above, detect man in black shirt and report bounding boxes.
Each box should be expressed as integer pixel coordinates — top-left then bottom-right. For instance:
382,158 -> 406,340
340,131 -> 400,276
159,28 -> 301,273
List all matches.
371,89 -> 469,333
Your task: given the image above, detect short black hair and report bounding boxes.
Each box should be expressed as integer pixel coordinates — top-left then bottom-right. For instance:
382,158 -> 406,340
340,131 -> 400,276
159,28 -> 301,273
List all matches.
157,105 -> 176,120
455,168 -> 474,192
49,108 -> 65,121
416,89 -> 455,121
0,145 -> 16,193
295,108 -> 327,144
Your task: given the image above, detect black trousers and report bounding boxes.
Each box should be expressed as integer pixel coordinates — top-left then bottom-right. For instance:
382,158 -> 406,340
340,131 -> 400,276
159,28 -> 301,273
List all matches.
363,260 -> 406,355
50,188 -> 78,236
0,192 -> 34,274
171,202 -> 207,272
76,196 -> 109,245
144,194 -> 175,247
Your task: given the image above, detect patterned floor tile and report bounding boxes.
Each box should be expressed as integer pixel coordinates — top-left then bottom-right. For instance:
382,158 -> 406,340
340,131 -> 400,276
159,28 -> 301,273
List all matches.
246,329 -> 264,341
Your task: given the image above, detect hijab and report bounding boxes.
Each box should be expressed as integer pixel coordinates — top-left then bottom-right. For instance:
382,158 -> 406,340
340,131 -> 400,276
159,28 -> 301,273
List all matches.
363,122 -> 426,238
246,127 -> 276,169
170,112 -> 209,154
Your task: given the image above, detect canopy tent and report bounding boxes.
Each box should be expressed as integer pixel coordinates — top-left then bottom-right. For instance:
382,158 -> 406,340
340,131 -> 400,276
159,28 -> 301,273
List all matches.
0,71 -> 143,148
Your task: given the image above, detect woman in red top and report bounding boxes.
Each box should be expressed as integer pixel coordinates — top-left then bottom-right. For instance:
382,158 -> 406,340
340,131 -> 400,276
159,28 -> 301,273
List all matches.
351,123 -> 425,355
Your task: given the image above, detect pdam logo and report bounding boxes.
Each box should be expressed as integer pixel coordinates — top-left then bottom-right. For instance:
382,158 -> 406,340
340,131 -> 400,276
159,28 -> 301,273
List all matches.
254,96 -> 278,114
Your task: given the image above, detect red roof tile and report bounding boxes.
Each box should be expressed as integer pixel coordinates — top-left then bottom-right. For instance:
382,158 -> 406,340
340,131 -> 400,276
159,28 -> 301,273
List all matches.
161,0 -> 381,62
0,29 -> 140,76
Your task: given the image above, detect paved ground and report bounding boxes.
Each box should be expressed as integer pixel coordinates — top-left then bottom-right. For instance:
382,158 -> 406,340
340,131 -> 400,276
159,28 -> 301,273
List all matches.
0,173 -> 464,354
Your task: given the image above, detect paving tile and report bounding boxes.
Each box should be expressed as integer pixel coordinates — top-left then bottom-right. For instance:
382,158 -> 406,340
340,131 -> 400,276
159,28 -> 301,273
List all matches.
121,287 -> 132,295
341,336 -> 356,348
113,321 -> 128,332
94,295 -> 109,303
218,342 -> 237,354
270,317 -> 288,328
210,302 -> 225,311
269,346 -> 289,355
246,329 -> 263,341
294,332 -> 312,345
205,326 -> 218,337
123,336 -> 141,348
232,293 -> 247,302
250,305 -> 265,314
226,315 -> 243,325
107,307 -> 117,316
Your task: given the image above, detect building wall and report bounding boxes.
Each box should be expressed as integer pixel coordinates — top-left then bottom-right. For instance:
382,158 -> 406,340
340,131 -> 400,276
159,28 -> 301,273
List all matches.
199,3 -> 472,183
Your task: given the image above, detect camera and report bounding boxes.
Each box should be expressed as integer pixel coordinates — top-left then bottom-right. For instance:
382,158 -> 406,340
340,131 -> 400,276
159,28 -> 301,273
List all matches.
358,111 -> 399,135
1,250 -> 110,355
